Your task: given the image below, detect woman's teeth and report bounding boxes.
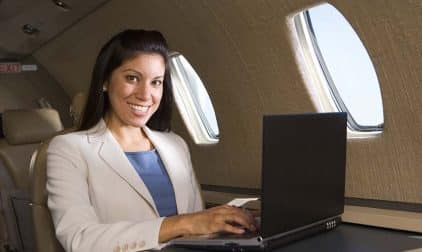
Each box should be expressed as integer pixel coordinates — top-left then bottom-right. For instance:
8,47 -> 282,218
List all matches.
129,104 -> 149,112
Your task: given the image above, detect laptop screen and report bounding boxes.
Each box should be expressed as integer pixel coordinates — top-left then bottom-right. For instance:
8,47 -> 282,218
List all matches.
261,112 -> 347,238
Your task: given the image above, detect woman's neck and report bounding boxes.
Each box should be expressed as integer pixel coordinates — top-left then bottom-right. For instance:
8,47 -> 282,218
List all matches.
104,115 -> 153,152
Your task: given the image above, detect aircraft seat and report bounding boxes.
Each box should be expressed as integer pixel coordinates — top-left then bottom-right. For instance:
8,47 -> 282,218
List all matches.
29,93 -> 87,252
69,92 -> 87,128
29,141 -> 64,252
0,108 -> 63,252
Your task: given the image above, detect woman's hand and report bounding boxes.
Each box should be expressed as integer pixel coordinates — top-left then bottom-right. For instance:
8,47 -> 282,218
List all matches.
159,205 -> 257,243
185,205 -> 257,235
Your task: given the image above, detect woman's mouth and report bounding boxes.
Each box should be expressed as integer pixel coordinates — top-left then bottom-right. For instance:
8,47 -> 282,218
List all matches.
128,103 -> 150,113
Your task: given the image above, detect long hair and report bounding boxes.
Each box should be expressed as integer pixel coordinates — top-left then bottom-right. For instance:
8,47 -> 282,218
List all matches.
79,29 -> 173,131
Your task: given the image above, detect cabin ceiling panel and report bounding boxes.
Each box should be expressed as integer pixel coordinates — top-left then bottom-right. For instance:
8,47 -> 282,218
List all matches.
0,0 -> 109,59
33,0 -> 422,205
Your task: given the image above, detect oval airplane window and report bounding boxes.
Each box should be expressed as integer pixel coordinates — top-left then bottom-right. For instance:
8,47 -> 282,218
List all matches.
294,3 -> 384,135
169,52 -> 219,144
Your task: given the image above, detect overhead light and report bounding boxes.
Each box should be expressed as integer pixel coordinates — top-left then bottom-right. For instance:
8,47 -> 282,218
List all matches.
22,24 -> 40,35
52,0 -> 71,11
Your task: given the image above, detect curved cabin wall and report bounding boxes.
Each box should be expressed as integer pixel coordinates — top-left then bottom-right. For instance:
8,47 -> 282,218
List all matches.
0,56 -> 72,126
33,0 -> 422,227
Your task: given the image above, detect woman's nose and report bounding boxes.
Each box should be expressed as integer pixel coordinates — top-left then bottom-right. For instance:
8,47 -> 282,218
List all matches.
134,83 -> 151,99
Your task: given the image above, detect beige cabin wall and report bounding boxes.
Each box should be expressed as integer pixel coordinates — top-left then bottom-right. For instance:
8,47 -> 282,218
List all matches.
0,56 -> 72,127
33,0 -> 422,204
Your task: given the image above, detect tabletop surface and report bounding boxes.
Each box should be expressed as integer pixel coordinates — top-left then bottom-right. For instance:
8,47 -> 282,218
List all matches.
160,223 -> 422,252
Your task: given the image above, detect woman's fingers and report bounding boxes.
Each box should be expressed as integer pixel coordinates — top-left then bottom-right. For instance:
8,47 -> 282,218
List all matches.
225,213 -> 254,230
222,223 -> 245,234
187,205 -> 258,235
218,207 -> 256,232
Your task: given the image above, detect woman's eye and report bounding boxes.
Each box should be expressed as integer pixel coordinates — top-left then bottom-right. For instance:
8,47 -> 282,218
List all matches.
152,80 -> 163,86
125,75 -> 139,82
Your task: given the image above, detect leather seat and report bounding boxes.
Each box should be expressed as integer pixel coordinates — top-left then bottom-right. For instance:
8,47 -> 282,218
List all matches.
69,92 -> 87,128
29,141 -> 64,252
0,108 -> 63,252
29,93 -> 86,252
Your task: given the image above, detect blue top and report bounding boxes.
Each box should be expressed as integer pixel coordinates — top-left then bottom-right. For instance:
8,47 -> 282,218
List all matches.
125,149 -> 177,217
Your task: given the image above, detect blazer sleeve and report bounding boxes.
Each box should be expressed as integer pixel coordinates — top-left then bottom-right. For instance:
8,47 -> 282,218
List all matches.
46,135 -> 163,252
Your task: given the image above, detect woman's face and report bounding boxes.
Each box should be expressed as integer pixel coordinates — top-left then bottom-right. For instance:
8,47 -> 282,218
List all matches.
105,53 -> 165,128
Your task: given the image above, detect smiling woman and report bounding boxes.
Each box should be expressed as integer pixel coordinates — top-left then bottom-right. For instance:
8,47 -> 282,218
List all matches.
45,29 -> 256,252
79,30 -> 173,133
104,53 -> 166,151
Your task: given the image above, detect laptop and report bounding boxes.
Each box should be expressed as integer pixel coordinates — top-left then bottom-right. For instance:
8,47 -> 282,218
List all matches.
168,112 -> 347,251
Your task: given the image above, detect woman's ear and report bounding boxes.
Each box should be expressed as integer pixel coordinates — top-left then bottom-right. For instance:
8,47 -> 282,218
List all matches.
102,82 -> 108,92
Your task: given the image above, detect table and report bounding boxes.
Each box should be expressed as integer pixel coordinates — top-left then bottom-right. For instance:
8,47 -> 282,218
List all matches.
161,224 -> 422,252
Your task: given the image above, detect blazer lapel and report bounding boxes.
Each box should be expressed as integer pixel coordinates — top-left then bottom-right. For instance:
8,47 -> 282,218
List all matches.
144,127 -> 190,214
88,120 -> 159,216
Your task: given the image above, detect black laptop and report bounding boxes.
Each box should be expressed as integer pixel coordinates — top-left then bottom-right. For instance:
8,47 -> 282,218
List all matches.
168,112 -> 347,251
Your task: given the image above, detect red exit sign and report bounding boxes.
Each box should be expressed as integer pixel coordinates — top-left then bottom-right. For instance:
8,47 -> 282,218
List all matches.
0,63 -> 37,73
0,63 -> 21,73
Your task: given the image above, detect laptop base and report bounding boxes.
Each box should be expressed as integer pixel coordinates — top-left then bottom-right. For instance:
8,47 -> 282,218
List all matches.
169,217 -> 342,251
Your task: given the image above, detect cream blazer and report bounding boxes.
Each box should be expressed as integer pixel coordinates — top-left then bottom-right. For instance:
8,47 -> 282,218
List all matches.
46,120 -> 204,252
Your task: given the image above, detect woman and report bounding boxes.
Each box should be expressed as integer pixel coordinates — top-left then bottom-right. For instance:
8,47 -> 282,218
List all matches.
46,29 -> 256,252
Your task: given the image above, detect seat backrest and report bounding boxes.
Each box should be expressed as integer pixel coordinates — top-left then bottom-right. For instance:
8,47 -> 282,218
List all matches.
29,93 -> 87,252
0,108 -> 64,190
0,108 -> 64,251
30,140 -> 65,252
69,92 -> 87,128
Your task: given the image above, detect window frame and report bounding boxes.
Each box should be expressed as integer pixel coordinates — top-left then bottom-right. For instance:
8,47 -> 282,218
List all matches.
293,4 -> 384,136
168,52 -> 220,145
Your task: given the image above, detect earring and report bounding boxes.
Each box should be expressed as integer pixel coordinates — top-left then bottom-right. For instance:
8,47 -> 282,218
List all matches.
102,85 -> 107,92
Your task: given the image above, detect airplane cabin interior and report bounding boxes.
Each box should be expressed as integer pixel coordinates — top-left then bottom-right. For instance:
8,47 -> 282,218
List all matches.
0,0 -> 421,251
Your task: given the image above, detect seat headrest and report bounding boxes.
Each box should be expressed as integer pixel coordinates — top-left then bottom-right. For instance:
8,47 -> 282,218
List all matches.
2,108 -> 63,145
70,92 -> 87,127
